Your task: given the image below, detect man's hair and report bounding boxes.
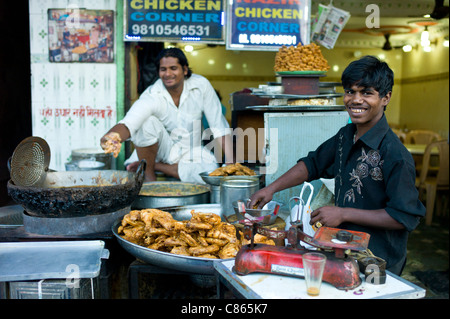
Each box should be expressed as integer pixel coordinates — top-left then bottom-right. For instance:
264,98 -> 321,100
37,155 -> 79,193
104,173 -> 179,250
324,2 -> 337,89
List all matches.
156,47 -> 193,78
341,55 -> 394,97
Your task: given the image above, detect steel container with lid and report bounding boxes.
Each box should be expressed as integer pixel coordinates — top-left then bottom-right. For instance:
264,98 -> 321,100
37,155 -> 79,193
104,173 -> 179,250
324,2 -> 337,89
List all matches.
220,176 -> 260,219
69,148 -> 113,170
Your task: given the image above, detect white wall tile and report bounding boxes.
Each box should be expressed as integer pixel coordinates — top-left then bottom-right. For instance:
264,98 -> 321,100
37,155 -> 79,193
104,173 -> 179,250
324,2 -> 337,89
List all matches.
29,0 -> 118,171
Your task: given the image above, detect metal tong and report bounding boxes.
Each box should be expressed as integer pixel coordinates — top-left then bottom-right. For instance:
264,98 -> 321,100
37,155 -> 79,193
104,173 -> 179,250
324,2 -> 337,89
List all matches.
237,200 -> 280,224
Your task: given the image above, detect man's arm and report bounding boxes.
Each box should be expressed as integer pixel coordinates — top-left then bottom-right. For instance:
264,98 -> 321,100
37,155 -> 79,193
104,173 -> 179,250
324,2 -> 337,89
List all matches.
249,161 -> 310,208
310,206 -> 405,230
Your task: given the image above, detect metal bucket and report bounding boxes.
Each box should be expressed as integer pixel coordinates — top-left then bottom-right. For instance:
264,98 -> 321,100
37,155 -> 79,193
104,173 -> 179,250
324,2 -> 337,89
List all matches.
220,176 -> 260,219
210,185 -> 221,203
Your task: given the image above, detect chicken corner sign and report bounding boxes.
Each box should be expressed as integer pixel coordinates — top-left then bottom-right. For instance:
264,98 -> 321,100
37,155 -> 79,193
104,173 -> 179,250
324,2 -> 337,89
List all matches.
227,0 -> 310,51
124,0 -> 310,51
124,0 -> 226,44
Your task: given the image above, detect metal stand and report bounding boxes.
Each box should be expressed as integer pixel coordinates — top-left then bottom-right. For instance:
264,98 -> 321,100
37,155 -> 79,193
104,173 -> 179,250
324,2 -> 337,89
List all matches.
127,260 -> 217,299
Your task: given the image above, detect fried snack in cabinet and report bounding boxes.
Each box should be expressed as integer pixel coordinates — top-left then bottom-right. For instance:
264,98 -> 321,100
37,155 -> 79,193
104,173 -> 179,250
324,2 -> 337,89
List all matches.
274,43 -> 330,72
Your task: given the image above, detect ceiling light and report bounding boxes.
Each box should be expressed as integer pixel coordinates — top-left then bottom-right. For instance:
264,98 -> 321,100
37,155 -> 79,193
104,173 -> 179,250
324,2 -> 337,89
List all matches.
402,44 -> 412,52
423,45 -> 432,52
184,45 -> 194,52
444,40 -> 449,47
421,26 -> 430,47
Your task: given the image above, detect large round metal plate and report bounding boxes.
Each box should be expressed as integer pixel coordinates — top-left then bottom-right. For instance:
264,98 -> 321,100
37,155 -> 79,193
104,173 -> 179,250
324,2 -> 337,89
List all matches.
112,204 -> 234,275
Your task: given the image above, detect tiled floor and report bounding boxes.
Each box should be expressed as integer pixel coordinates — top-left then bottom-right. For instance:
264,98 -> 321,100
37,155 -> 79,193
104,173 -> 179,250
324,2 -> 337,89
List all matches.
401,215 -> 449,299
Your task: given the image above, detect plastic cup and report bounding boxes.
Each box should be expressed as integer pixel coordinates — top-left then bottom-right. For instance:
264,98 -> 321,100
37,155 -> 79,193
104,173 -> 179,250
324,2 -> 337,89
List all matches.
303,252 -> 327,296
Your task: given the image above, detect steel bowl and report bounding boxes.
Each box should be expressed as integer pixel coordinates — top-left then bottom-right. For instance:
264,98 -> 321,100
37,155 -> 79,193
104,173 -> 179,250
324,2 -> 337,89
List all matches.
232,199 -> 282,225
132,181 -> 210,209
112,204 -> 234,275
199,170 -> 262,186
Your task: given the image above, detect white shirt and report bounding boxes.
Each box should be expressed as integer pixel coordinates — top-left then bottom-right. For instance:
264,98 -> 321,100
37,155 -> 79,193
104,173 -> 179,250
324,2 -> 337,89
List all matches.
119,74 -> 230,182
120,74 -> 230,145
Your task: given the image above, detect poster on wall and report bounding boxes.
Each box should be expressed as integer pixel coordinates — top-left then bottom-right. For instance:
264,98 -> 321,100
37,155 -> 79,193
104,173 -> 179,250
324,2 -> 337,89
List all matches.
310,4 -> 350,49
124,0 -> 225,43
226,0 -> 311,51
48,9 -> 114,63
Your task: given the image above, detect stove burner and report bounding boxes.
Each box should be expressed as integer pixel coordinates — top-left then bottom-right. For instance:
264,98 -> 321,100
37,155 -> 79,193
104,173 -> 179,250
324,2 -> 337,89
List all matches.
22,206 -> 130,236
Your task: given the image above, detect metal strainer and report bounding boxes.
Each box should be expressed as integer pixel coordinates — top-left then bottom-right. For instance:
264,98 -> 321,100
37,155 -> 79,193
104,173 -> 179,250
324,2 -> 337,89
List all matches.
9,136 -> 51,187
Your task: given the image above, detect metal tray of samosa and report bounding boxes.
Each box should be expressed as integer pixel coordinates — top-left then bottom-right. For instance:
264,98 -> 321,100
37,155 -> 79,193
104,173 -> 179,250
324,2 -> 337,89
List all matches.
199,170 -> 263,186
112,204 -> 234,275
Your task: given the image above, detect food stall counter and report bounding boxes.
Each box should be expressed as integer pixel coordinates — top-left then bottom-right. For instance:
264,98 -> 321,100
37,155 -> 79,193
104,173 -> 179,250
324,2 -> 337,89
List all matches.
214,259 -> 426,299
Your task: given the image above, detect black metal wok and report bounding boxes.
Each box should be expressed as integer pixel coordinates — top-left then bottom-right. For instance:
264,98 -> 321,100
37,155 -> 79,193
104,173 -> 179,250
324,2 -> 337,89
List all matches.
7,161 -> 146,218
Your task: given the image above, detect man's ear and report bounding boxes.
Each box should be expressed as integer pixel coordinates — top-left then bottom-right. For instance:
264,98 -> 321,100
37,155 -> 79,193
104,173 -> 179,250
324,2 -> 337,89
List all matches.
382,91 -> 392,107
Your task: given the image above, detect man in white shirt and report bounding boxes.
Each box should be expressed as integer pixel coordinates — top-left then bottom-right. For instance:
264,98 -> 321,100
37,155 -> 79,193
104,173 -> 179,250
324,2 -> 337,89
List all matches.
101,48 -> 233,183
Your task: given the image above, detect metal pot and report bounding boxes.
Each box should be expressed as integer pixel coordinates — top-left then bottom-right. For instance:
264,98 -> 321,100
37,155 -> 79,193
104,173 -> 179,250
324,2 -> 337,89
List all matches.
71,148 -> 113,169
220,176 -> 260,218
132,181 -> 210,209
7,161 -> 146,218
112,204 -> 233,275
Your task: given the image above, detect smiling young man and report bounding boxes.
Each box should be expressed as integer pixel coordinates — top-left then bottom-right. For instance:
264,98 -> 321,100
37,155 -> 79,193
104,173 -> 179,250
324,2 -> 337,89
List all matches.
101,47 -> 233,182
249,56 -> 425,275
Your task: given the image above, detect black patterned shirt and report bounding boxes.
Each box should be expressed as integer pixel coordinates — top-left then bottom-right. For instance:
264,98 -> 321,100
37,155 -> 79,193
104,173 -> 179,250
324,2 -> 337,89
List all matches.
300,114 -> 425,274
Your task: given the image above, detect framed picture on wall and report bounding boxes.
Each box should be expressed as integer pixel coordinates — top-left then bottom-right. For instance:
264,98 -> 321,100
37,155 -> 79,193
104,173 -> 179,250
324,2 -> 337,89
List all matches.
48,8 -> 114,63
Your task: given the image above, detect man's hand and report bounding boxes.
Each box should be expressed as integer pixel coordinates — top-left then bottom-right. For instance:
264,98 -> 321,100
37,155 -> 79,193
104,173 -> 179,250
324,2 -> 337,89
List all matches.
101,132 -> 122,158
310,206 -> 344,228
248,187 -> 274,209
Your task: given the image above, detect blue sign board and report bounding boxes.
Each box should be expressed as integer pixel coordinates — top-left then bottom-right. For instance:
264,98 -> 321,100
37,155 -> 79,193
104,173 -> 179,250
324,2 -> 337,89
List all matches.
226,0 -> 310,51
125,0 -> 225,43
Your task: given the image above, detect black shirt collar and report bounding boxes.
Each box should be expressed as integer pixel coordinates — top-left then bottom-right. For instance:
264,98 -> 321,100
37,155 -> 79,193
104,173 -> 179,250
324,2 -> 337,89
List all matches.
357,114 -> 390,150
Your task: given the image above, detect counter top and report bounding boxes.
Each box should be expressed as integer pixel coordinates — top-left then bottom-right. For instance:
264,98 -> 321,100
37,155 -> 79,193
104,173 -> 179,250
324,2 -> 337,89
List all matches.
215,259 -> 426,299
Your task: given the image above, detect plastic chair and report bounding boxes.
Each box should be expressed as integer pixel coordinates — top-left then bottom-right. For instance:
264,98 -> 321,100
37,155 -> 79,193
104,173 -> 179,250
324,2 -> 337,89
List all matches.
405,130 -> 442,144
416,140 -> 449,226
391,128 -> 406,143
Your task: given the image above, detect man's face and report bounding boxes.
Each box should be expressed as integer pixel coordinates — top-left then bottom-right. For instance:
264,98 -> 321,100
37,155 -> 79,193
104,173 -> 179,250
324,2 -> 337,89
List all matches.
159,57 -> 188,91
344,85 -> 391,128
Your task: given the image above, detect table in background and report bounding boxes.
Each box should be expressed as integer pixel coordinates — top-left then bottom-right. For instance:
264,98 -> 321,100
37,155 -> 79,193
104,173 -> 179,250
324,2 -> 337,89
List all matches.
404,143 -> 439,171
404,144 -> 438,156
